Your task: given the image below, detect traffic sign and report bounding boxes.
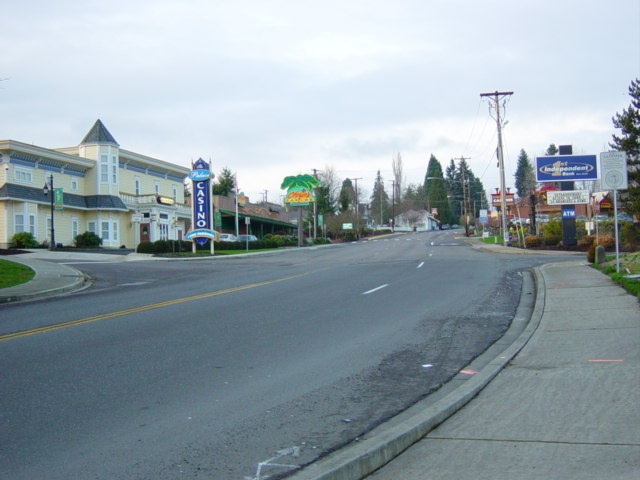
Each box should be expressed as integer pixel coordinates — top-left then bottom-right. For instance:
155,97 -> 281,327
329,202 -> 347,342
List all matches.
599,151 -> 628,190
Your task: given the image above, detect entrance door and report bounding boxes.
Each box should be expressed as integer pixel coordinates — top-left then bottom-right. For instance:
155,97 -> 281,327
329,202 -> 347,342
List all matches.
140,223 -> 150,243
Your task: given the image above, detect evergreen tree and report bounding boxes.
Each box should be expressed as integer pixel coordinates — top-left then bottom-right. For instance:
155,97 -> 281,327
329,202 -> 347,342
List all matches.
339,178 -> 355,212
514,149 -> 536,198
611,78 -> 640,216
211,167 -> 235,196
424,154 -> 452,226
545,144 -> 558,156
369,170 -> 390,225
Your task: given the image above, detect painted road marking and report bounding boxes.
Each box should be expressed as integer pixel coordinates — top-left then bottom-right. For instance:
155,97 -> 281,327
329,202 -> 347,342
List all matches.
417,262 -> 424,269
0,272 -> 309,342
362,284 -> 388,295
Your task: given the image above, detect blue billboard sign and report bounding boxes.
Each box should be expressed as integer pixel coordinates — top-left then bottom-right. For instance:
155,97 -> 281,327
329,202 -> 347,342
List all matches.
535,155 -> 598,182
189,158 -> 215,247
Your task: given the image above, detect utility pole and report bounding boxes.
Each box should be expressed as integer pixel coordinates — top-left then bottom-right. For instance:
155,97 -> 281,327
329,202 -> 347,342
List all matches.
480,90 -> 513,246
261,190 -> 268,203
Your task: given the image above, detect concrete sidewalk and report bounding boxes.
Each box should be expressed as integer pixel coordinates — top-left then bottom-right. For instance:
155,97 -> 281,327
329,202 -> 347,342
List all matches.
0,250 -> 159,303
289,261 -> 640,480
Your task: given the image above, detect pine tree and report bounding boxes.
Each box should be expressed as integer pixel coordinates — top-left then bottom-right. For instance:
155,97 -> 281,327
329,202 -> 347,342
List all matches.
514,149 -> 536,198
611,78 -> 640,216
339,178 -> 355,212
211,167 -> 235,196
424,154 -> 452,226
369,170 -> 390,225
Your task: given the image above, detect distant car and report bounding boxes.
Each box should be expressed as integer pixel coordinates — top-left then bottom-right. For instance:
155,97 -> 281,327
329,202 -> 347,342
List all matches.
617,212 -> 633,222
236,234 -> 258,242
575,216 -> 587,222
537,214 -> 550,223
595,214 -> 610,222
218,233 -> 237,241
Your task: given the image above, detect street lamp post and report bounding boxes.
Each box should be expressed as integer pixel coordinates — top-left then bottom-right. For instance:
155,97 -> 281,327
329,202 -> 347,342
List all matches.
43,174 -> 55,250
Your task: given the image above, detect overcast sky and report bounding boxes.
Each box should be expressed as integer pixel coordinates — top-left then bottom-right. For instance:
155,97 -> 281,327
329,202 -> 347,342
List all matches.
2,0 -> 639,203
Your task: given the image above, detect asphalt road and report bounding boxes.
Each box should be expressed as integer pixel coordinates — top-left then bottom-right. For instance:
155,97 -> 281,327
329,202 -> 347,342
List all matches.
0,231 -> 574,479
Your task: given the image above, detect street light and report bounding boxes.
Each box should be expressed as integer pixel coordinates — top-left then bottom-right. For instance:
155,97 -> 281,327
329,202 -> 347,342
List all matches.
43,174 -> 55,250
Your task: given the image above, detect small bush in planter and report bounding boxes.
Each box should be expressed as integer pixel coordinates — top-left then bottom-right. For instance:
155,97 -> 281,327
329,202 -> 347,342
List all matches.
12,232 -> 39,248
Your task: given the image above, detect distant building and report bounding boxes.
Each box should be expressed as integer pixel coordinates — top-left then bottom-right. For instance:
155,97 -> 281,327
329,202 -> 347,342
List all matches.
0,120 -> 190,249
393,209 -> 439,231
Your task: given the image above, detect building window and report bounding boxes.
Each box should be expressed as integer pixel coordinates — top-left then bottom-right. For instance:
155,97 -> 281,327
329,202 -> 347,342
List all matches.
28,214 -> 36,236
88,221 -> 97,234
172,184 -> 177,201
101,221 -> 110,240
100,154 -> 108,183
159,223 -> 169,240
14,213 -> 25,233
71,178 -> 79,191
112,221 -> 118,242
72,217 -> 79,239
14,166 -> 33,184
135,176 -> 141,195
112,164 -> 117,184
154,181 -> 160,195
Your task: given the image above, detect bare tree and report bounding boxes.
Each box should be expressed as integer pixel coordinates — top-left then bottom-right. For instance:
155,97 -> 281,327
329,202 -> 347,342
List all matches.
392,152 -> 404,206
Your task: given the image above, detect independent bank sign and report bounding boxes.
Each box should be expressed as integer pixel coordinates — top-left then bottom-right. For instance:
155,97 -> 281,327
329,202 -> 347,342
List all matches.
186,158 -> 217,246
535,154 -> 598,182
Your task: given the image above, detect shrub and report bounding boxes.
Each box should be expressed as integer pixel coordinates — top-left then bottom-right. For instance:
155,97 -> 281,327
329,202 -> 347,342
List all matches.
263,234 -> 285,246
11,232 -> 39,248
596,235 -> 616,250
524,235 -> 541,248
577,235 -> 595,251
542,235 -> 561,246
74,231 -> 102,248
136,241 -> 156,253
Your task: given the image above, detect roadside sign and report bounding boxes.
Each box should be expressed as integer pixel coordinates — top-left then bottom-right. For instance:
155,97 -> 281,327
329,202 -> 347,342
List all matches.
562,208 -> 576,218
535,155 -> 598,182
342,223 -> 353,230
599,151 -> 628,190
547,190 -> 590,205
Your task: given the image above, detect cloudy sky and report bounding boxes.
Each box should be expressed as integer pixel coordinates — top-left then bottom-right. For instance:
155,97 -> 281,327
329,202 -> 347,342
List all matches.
2,0 -> 639,203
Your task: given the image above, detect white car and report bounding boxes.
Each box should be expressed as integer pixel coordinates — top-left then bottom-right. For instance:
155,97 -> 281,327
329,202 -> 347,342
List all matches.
218,233 -> 237,241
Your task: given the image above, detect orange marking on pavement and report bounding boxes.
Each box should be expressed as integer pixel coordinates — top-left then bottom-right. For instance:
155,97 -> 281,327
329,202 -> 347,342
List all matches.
587,359 -> 624,363
460,369 -> 478,375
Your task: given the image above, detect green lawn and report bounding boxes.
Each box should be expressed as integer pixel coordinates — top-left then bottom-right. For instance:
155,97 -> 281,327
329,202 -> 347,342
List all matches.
0,259 -> 35,289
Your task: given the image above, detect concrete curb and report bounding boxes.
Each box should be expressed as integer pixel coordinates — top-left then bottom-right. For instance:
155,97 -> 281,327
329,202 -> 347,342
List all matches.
286,268 -> 547,480
0,256 -> 89,303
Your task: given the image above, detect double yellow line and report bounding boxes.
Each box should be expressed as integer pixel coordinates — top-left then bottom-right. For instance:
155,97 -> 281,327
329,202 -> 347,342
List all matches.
1,272 -> 307,342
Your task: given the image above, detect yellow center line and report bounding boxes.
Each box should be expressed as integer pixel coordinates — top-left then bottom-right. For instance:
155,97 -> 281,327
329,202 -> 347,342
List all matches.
1,272 -> 308,342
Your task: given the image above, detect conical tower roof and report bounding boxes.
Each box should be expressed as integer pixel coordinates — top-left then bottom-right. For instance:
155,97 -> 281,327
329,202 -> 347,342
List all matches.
80,119 -> 119,146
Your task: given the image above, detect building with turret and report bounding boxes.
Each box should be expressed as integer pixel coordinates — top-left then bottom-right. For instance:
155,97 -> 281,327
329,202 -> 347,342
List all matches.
0,120 -> 190,249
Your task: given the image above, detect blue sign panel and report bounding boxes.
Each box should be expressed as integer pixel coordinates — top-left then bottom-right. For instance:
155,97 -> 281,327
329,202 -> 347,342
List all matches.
535,155 -> 598,182
190,158 -> 215,247
562,208 -> 576,218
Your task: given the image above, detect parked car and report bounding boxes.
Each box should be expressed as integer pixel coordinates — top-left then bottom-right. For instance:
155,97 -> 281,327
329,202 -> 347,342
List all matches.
537,214 -> 550,223
236,234 -> 258,242
218,233 -> 237,241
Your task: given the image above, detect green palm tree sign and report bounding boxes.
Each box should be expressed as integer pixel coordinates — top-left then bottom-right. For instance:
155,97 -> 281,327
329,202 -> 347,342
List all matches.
281,174 -> 320,206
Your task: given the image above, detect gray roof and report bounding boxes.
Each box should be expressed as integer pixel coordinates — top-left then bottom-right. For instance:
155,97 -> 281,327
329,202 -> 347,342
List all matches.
0,183 -> 128,211
80,119 -> 119,146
